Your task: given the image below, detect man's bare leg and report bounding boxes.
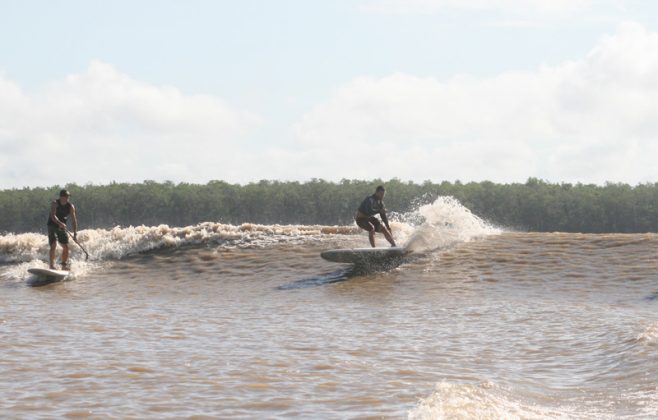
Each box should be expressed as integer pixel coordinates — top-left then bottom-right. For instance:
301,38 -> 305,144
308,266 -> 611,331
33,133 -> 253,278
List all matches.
49,243 -> 57,269
382,228 -> 396,247
61,244 -> 69,269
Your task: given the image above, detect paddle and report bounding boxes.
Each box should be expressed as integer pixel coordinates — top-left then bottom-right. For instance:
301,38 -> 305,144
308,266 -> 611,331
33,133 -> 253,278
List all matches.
66,229 -> 89,261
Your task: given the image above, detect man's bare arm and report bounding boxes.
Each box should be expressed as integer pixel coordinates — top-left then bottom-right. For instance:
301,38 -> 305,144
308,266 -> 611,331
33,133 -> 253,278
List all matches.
381,210 -> 391,231
70,205 -> 78,237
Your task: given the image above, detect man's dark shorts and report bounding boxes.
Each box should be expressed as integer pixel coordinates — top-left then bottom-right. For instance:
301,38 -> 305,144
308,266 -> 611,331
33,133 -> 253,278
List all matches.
48,225 -> 68,245
356,216 -> 384,233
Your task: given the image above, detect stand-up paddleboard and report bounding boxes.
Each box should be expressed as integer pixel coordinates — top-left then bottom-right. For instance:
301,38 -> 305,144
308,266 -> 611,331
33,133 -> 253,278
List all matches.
321,246 -> 409,265
27,268 -> 70,286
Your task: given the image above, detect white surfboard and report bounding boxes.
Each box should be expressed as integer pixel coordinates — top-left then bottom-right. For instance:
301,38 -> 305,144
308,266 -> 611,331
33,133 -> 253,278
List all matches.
320,246 -> 409,265
27,268 -> 71,282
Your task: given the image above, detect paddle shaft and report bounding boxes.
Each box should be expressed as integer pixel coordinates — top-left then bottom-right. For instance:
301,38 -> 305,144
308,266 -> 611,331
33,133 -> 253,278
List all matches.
66,229 -> 89,261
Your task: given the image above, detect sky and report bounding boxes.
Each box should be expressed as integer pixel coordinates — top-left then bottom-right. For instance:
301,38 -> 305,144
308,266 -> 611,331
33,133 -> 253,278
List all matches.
1,0 -> 658,188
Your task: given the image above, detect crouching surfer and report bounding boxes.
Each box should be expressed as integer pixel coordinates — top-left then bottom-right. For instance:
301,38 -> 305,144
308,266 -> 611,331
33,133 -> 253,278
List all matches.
47,189 -> 78,270
355,185 -> 396,248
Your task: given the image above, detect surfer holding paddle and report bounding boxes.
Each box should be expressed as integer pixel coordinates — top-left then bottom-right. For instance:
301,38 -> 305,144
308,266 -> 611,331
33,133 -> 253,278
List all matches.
47,189 -> 77,270
355,186 -> 396,248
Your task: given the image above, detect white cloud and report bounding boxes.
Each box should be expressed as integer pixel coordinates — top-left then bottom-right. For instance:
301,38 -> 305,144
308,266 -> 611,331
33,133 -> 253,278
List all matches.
290,21 -> 658,184
0,61 -> 261,187
3,22 -> 658,187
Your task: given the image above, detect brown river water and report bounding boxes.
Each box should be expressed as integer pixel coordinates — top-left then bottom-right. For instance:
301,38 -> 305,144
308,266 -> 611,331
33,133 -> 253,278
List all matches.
1,198 -> 657,419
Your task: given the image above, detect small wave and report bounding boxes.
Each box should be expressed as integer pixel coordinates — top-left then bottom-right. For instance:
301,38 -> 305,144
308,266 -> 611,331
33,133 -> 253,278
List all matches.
408,382 -> 607,420
635,324 -> 658,345
409,382 -> 535,420
395,196 -> 500,253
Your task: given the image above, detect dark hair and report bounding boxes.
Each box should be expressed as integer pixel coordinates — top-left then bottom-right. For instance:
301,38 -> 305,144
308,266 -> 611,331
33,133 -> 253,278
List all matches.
375,185 -> 385,193
59,189 -> 71,197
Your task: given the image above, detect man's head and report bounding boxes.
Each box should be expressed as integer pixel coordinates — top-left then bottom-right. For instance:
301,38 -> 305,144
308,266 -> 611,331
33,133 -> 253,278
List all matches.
59,189 -> 71,203
374,185 -> 386,200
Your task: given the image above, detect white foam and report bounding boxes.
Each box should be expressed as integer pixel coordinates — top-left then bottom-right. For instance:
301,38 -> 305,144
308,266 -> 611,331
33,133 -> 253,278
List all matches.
408,382 -> 608,420
635,324 -> 658,345
395,196 -> 500,252
2,258 -> 101,283
409,382 -> 532,420
0,232 -> 49,263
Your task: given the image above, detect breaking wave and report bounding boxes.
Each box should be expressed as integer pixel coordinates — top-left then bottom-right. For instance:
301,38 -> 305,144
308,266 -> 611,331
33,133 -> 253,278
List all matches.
407,381 -> 658,420
408,382 -> 552,420
0,222 -> 357,265
1,196 -> 495,265
397,196 -> 501,252
1,196 -> 497,282
0,223 -> 356,283
635,324 -> 658,346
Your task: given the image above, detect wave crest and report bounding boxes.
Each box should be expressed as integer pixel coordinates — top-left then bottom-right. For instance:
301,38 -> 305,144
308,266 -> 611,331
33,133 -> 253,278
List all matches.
635,324 -> 658,345
0,222 -> 357,264
409,382 -> 540,420
398,196 -> 500,252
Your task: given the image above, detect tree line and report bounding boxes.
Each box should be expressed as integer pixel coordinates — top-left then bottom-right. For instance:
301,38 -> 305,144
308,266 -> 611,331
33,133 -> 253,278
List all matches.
1,178 -> 657,234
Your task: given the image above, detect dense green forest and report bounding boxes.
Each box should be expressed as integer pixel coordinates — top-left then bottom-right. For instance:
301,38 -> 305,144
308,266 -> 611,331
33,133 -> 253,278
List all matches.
1,178 -> 657,234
